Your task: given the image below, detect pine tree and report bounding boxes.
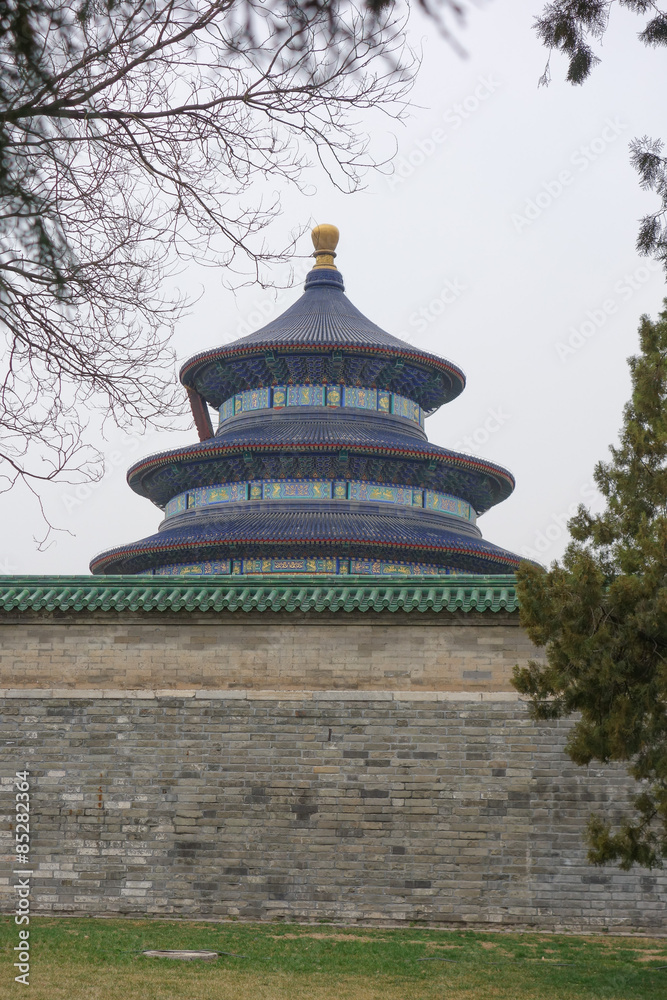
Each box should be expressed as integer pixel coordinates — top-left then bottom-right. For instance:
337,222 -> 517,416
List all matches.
513,302 -> 667,869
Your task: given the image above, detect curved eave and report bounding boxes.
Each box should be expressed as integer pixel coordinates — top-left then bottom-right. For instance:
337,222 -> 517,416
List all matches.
126,440 -> 515,510
0,574 -> 519,614
90,513 -> 523,576
93,538 -> 520,571
180,343 -> 466,411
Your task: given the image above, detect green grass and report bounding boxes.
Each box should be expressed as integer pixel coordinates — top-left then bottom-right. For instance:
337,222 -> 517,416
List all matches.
1,916 -> 666,999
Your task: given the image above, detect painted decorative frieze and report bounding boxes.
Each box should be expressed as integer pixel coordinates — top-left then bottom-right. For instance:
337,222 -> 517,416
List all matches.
216,384 -> 425,428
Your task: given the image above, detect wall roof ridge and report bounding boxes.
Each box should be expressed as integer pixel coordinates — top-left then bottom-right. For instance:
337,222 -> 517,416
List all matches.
0,574 -> 518,614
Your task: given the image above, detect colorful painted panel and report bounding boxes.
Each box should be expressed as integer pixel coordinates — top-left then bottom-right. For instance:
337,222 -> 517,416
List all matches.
242,557 -> 340,574
164,480 -> 475,524
264,480 -> 331,500
348,482 -> 414,506
154,560 -> 232,575
412,563 -> 449,576
343,386 -> 377,410
219,397 -> 235,422
377,391 -> 391,413
242,558 -> 273,574
306,558 -> 337,573
195,482 -> 248,506
391,393 -> 423,427
392,393 -> 407,419
269,558 -> 337,574
272,385 -> 287,408
217,384 -> 424,426
152,558 -> 452,577
425,491 -> 475,523
240,387 -> 270,412
165,494 -> 187,518
349,560 -> 449,577
287,384 -> 325,407
392,393 -> 412,420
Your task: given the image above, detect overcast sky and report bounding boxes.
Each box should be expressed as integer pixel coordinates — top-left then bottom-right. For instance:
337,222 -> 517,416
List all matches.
4,0 -> 667,576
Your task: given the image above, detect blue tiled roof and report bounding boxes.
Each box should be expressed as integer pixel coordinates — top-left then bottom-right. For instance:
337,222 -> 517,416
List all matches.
91,508 -> 522,576
214,411 -> 428,447
126,423 -> 515,514
224,270 -> 427,349
180,269 -> 466,412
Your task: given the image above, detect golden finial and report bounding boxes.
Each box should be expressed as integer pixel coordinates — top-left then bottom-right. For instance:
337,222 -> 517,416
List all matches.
311,223 -> 339,269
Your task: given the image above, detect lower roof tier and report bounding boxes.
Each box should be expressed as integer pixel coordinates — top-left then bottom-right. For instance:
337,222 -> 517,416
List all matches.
90,507 -> 523,576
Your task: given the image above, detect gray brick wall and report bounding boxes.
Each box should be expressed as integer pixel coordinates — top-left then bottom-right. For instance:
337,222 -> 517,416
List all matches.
1,691 -> 664,931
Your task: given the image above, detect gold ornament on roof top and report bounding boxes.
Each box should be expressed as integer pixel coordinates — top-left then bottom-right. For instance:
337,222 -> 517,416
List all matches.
311,223 -> 339,269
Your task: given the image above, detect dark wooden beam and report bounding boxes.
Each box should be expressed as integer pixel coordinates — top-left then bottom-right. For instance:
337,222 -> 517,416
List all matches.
186,387 -> 215,441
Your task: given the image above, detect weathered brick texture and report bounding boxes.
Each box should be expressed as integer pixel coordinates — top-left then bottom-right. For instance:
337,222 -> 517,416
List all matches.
1,691 -> 665,931
0,615 -> 535,691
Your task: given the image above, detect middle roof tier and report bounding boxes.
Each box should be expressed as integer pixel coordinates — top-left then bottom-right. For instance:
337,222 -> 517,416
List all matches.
127,408 -> 515,513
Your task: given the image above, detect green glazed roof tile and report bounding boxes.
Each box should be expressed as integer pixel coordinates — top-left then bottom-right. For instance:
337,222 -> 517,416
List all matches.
0,574 -> 518,615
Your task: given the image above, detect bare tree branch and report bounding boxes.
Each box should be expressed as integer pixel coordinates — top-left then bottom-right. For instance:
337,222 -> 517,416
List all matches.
0,0 -> 416,521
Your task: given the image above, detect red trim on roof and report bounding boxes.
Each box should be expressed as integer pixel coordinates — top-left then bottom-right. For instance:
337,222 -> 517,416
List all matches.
127,442 -> 515,490
90,535 -> 521,573
180,342 -> 464,385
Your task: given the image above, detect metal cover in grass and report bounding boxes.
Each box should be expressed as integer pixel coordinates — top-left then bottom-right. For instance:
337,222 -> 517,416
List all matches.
143,950 -> 218,961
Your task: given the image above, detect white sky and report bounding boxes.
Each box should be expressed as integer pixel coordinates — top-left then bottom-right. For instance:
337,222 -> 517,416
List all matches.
3,0 -> 666,575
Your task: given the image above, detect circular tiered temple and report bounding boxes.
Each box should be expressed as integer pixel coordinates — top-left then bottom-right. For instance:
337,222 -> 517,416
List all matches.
91,225 -> 522,577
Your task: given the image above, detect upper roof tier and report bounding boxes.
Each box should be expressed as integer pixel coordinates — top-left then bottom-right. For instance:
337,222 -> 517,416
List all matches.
180,227 -> 465,414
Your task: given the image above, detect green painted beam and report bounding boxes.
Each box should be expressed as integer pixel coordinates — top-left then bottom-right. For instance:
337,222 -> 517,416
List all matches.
0,575 -> 518,615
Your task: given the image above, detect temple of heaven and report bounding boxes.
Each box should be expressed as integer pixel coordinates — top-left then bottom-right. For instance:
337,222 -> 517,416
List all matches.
91,225 -> 522,577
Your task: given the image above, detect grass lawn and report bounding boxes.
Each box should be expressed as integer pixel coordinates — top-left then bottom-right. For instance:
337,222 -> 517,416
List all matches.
1,916 -> 666,999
